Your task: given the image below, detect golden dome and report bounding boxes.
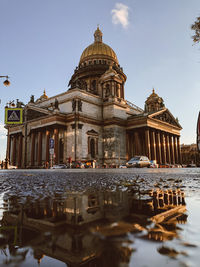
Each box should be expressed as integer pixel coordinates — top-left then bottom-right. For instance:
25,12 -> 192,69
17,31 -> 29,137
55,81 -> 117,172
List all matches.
79,27 -> 119,65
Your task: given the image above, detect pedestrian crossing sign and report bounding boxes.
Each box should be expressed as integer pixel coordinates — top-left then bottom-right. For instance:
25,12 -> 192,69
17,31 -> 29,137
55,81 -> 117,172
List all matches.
5,108 -> 23,124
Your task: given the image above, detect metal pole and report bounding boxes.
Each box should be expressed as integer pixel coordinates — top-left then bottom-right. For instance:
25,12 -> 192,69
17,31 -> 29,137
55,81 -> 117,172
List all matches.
75,111 -> 77,161
24,108 -> 27,168
5,126 -> 10,169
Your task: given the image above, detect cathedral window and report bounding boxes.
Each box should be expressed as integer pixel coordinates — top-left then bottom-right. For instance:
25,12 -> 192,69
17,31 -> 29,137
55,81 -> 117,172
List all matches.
88,136 -> 98,159
90,138 -> 95,158
91,80 -> 96,91
88,194 -> 99,207
72,99 -> 76,111
78,100 -> 82,111
105,84 -> 110,97
116,84 -> 120,97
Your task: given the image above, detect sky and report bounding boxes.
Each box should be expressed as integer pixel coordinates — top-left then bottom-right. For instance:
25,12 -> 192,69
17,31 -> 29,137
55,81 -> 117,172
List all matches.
0,0 -> 200,160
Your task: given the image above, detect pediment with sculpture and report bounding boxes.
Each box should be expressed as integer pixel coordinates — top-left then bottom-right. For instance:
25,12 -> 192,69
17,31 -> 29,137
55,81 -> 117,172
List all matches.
25,107 -> 50,122
149,109 -> 181,128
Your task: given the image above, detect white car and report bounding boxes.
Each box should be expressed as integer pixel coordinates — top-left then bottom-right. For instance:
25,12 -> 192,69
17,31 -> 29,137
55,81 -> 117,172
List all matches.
126,156 -> 150,168
8,165 -> 17,169
50,164 -> 67,169
119,164 -> 127,168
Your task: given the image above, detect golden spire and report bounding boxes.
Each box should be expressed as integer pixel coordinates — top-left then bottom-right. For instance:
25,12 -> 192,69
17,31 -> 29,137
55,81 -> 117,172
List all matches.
41,89 -> 48,99
43,89 -> 47,97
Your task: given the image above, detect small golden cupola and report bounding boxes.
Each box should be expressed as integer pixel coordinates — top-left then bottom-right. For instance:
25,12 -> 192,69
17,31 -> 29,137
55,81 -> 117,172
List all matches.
36,89 -> 48,103
145,88 -> 165,113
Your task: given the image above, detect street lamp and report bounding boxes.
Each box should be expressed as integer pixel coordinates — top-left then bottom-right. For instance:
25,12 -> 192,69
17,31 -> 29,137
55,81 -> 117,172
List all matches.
1,75 -> 11,168
0,75 -> 10,86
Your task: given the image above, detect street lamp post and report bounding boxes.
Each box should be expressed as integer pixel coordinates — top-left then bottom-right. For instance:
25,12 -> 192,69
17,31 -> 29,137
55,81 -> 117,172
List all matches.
1,75 -> 11,168
0,75 -> 10,87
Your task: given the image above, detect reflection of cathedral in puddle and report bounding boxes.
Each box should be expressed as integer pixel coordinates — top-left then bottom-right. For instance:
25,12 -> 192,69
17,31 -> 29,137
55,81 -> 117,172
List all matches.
1,189 -> 187,266
3,190 -> 130,225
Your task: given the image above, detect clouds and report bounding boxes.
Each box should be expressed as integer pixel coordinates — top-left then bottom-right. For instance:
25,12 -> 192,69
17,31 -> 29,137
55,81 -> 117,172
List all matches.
0,123 -> 7,140
111,3 -> 129,28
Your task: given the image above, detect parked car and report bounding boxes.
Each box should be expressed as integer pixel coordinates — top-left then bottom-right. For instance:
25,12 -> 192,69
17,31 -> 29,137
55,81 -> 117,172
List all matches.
187,163 -> 197,168
174,164 -> 182,168
159,164 -> 170,168
71,161 -> 85,169
149,160 -> 159,168
119,164 -> 127,168
51,164 -> 67,169
8,165 -> 17,169
126,156 -> 150,168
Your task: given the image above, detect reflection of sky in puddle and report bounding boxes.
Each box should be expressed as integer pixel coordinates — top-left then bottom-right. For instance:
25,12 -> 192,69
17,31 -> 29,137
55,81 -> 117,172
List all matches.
132,196 -> 200,267
0,186 -> 196,267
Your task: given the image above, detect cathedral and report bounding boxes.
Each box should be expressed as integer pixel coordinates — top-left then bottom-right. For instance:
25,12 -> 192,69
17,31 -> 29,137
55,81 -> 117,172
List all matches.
6,27 -> 182,168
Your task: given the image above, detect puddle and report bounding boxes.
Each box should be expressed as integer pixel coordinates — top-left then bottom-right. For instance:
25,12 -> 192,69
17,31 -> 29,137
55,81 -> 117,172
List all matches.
0,186 -> 195,266
0,169 -> 200,266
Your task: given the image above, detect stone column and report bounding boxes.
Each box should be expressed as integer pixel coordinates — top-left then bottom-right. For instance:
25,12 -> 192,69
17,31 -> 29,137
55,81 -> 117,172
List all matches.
111,81 -> 115,96
88,136 -> 91,155
145,129 -> 151,160
96,138 -> 98,155
18,134 -> 22,168
155,131 -> 162,164
6,128 -> 11,164
12,135 -> 17,166
54,128 -> 59,164
173,136 -> 178,164
169,135 -> 175,164
177,136 -> 182,164
38,131 -> 42,166
31,132 -> 35,166
134,131 -> 140,156
10,136 -> 13,165
122,83 -> 124,99
77,124 -> 83,160
150,130 -> 156,161
126,132 -> 130,160
131,133 -> 134,157
165,134 -> 171,164
46,130 -> 50,164
160,132 -> 166,164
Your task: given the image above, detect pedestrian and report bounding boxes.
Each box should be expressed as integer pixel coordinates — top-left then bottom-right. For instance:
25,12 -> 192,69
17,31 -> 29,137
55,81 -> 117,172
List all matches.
46,161 -> 49,169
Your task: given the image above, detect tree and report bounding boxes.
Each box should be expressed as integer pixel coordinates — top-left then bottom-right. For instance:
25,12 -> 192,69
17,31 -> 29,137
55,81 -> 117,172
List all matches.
191,17 -> 200,44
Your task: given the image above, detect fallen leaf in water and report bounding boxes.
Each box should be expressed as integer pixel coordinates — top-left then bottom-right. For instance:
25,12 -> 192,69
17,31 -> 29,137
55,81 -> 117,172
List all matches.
181,242 -> 198,248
